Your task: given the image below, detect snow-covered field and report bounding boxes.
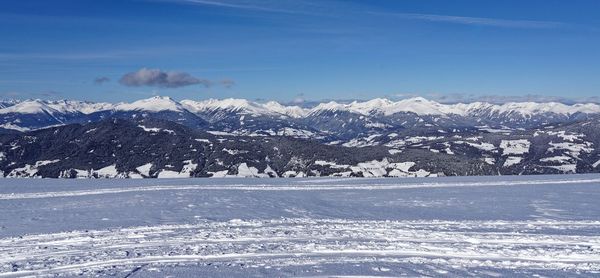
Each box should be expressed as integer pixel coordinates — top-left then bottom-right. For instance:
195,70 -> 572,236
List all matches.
2,175 -> 600,277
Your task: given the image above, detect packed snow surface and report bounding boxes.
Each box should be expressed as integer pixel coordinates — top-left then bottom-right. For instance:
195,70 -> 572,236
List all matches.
1,174 -> 600,277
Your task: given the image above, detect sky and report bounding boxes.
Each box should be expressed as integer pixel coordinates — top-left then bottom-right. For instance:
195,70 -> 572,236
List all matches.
1,0 -> 600,104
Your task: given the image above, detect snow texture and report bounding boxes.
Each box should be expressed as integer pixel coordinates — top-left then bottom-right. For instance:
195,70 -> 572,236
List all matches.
2,174 -> 600,277
500,139 -> 531,155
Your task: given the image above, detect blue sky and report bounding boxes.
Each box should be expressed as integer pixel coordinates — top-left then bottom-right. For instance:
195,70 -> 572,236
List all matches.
1,0 -> 599,103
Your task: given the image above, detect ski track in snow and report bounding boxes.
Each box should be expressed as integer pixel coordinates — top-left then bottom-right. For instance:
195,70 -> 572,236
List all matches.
1,177 -> 600,200
2,176 -> 600,276
2,218 -> 600,277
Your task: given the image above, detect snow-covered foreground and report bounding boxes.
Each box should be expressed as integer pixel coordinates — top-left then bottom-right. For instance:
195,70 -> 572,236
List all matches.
2,175 -> 600,277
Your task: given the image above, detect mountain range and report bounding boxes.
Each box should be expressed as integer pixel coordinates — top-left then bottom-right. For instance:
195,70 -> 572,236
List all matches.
0,96 -> 599,178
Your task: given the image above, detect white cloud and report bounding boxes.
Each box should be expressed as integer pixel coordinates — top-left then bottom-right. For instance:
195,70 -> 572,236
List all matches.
372,12 -> 565,29
119,68 -> 211,88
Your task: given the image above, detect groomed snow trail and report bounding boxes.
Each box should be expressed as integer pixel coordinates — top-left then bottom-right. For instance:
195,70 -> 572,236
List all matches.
2,219 -> 600,277
2,175 -> 600,277
2,177 -> 600,200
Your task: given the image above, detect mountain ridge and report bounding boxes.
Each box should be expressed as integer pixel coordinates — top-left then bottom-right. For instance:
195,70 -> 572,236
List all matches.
0,96 -> 599,179
2,96 -> 600,132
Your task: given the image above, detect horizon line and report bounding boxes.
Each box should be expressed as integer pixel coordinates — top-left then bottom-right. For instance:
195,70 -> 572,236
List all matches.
2,95 -> 600,106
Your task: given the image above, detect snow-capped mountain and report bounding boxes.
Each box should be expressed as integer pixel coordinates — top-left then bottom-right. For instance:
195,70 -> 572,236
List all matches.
2,114 -> 599,178
1,95 -> 600,178
0,97 -> 600,135
177,98 -> 316,138
0,100 -> 87,131
0,99 -> 115,131
309,97 -> 465,116
1,96 -> 600,140
106,96 -> 209,128
115,96 -> 184,112
181,98 -> 308,120
308,97 -> 600,117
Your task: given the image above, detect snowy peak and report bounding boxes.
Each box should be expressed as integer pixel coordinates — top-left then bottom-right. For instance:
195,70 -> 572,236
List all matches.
115,96 -> 185,113
486,102 -> 600,116
379,97 -> 464,116
309,97 -> 463,116
309,101 -> 348,115
308,97 -> 600,117
1,96 -> 600,132
348,98 -> 394,115
181,98 -> 258,114
262,101 -> 308,118
181,98 -> 308,118
0,99 -> 115,116
0,99 -> 58,115
45,100 -> 114,115
3,96 -> 599,118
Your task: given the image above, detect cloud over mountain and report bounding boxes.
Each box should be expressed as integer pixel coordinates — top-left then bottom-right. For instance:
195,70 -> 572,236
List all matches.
220,79 -> 235,88
119,68 -> 211,88
94,77 -> 110,85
